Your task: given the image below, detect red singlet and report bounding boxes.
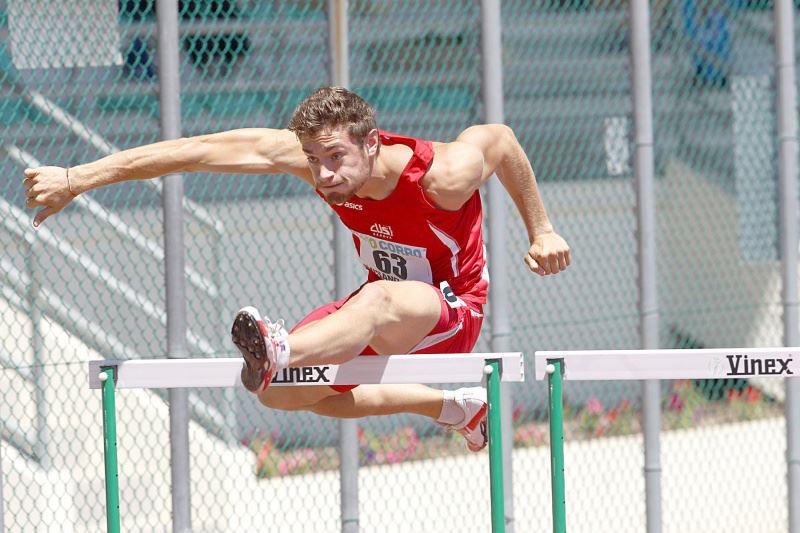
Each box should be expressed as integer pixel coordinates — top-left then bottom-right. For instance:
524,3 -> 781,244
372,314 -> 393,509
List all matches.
325,130 -> 489,307
303,131 -> 489,391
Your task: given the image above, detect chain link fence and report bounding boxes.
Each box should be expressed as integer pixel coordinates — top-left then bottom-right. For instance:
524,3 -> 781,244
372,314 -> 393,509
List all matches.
1,1 -> 797,532
655,1 -> 787,531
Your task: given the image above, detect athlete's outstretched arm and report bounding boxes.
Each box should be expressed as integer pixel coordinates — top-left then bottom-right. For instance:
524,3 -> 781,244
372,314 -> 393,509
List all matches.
23,128 -> 312,226
453,124 -> 571,276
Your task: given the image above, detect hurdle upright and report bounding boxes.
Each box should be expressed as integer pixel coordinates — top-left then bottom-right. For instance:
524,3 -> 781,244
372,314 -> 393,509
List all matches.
88,352 -> 524,533
535,347 -> 800,533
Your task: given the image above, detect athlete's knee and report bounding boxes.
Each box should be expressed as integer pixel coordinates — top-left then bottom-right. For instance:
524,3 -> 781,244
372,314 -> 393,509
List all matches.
351,281 -> 440,331
351,281 -> 394,311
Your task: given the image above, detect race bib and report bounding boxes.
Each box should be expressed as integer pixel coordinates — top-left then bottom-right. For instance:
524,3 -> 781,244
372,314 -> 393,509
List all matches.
355,232 -> 433,283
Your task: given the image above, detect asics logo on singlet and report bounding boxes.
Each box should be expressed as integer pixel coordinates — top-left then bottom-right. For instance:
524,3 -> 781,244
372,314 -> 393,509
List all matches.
370,223 -> 393,238
343,202 -> 363,211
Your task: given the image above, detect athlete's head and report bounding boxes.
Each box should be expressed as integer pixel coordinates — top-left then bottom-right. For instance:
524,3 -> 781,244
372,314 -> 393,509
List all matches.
289,87 -> 379,204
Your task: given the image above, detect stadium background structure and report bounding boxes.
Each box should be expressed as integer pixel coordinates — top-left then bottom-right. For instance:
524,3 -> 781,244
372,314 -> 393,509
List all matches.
2,1 -> 800,532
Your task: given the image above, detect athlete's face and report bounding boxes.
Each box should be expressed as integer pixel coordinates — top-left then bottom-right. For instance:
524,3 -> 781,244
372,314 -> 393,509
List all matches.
301,127 -> 378,205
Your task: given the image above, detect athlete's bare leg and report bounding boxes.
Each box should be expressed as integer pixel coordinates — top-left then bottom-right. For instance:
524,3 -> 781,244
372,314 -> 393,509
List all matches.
261,384 -> 443,419
237,279 -> 489,450
258,381 -> 487,451
288,279 -> 443,366
258,279 -> 442,413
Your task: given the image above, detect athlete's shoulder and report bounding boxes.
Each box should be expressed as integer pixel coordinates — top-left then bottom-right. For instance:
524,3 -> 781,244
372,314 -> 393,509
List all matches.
423,139 -> 485,210
430,139 -> 484,177
431,123 -> 513,167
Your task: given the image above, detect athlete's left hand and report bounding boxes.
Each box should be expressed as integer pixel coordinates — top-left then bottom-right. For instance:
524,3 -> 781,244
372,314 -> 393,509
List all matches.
525,231 -> 571,276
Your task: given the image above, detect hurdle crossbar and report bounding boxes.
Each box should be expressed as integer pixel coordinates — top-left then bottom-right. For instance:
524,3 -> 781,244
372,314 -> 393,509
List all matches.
90,352 -> 524,533
535,347 -> 800,533
89,352 -> 524,389
535,347 -> 800,381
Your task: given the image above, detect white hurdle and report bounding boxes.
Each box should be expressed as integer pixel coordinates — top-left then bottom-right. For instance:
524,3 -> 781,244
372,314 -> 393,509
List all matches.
89,352 -> 524,389
535,347 -> 800,533
88,352 -> 524,533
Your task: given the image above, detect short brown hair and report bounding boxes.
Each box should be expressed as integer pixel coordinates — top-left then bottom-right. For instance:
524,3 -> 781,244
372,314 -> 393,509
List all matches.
288,87 -> 377,143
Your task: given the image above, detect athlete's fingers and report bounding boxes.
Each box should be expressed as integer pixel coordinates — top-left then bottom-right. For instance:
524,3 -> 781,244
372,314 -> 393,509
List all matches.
551,250 -> 569,273
525,254 -> 546,276
548,253 -> 560,274
33,206 -> 58,227
530,248 -> 555,275
26,196 -> 43,208
23,168 -> 39,179
524,254 -> 537,271
557,251 -> 569,271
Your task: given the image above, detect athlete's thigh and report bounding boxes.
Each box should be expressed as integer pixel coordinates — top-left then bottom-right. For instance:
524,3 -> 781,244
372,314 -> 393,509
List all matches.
290,293 -> 351,334
357,280 -> 443,355
258,385 -> 339,411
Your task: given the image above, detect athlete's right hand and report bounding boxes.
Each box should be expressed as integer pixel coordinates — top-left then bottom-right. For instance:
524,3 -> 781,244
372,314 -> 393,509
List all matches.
23,166 -> 77,227
525,231 -> 571,276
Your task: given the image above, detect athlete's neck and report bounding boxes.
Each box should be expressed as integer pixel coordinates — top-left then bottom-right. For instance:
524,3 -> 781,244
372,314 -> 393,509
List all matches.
354,143 -> 412,201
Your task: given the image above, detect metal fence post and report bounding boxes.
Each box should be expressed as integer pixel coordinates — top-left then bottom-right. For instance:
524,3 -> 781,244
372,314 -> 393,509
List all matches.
216,238 -> 238,444
775,1 -> 800,531
629,2 -> 661,533
327,2 -> 359,532
156,1 -> 191,531
27,241 -> 49,469
480,2 -> 514,531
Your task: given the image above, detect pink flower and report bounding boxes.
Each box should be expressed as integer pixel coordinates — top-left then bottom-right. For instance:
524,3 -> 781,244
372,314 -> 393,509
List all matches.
586,397 -> 603,414
669,393 -> 684,412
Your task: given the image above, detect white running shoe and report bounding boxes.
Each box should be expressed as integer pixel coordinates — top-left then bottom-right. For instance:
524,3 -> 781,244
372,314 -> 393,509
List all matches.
230,306 -> 290,393
438,387 -> 488,452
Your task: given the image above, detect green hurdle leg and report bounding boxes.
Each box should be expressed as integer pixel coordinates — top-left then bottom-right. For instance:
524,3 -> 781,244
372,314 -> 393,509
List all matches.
547,359 -> 566,533
486,358 -> 505,533
100,367 -> 121,533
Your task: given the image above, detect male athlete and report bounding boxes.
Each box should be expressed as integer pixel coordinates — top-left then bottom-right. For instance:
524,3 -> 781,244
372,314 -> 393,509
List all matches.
23,87 -> 570,451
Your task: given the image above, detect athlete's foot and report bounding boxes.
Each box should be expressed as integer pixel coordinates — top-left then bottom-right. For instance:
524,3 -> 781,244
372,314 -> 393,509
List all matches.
437,387 -> 488,452
230,306 -> 290,393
